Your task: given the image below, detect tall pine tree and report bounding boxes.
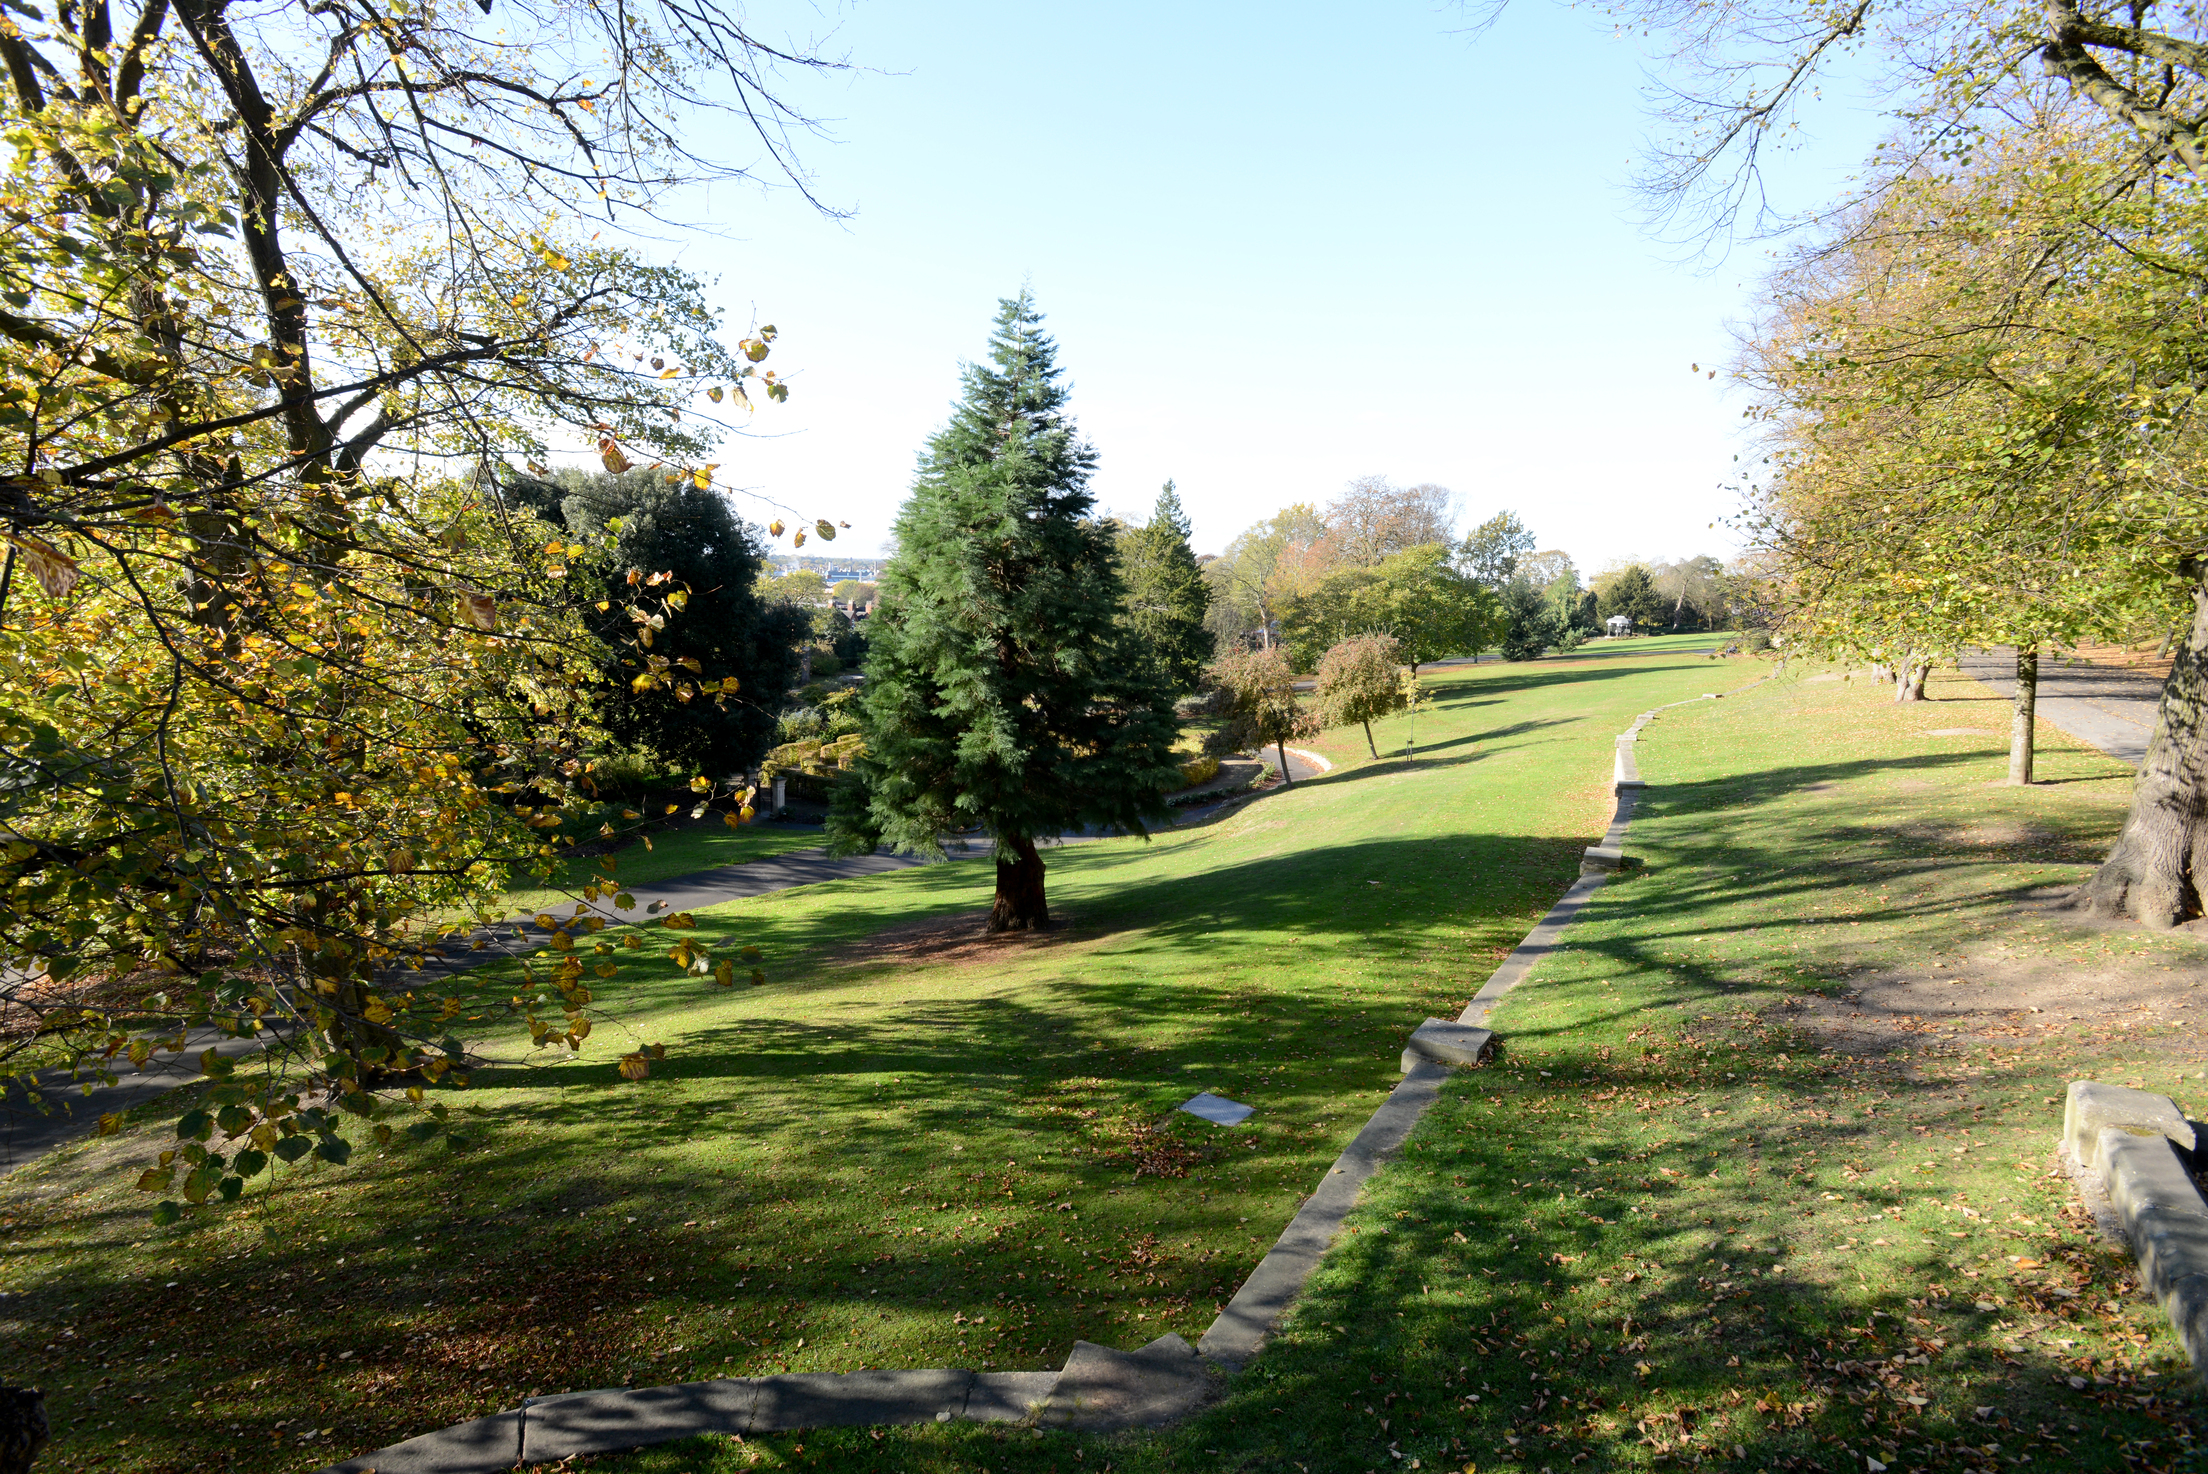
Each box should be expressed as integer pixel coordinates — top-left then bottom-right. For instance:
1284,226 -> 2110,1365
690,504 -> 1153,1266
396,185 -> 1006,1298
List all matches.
1118,481 -> 1214,692
826,293 -> 1181,931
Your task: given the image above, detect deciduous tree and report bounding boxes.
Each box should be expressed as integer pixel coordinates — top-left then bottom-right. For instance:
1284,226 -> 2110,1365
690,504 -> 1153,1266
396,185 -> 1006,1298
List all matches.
1313,635 -> 1408,757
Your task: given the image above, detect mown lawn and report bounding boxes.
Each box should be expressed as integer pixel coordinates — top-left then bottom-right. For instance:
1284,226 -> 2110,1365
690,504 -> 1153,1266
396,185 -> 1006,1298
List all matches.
597,661 -> 2208,1472
456,815 -> 829,926
0,636 -> 1732,1472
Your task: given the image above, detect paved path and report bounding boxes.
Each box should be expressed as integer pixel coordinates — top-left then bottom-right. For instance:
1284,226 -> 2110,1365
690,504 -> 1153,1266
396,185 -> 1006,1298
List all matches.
3,763 -> 1322,1170
1958,650 -> 2164,768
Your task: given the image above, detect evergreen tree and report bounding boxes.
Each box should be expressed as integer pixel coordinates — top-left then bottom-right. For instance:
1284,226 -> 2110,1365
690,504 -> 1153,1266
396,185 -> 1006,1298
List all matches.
1119,481 -> 1215,692
826,293 -> 1181,932
504,469 -> 807,777
1499,576 -> 1561,660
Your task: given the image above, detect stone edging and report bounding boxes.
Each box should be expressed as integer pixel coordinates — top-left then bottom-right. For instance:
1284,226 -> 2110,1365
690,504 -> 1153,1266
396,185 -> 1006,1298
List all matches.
319,692 -> 1735,1472
2060,1082 -> 2208,1387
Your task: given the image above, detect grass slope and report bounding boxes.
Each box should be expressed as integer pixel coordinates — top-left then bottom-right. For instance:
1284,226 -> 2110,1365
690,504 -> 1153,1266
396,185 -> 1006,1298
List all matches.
0,637 -> 1728,1472
602,662 -> 2208,1472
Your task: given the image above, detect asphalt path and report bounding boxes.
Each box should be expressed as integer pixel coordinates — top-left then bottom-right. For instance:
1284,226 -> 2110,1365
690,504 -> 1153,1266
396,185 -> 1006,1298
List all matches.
1957,650 -> 2165,768
2,760 -> 1322,1170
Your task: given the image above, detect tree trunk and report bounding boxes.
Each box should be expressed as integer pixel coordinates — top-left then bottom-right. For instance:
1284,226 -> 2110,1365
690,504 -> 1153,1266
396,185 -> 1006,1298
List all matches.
2008,647 -> 2038,786
1895,657 -> 1927,702
1907,660 -> 1928,701
2068,570 -> 2208,926
1275,738 -> 1293,787
0,1386 -> 49,1474
1361,719 -> 1377,758
988,835 -> 1049,933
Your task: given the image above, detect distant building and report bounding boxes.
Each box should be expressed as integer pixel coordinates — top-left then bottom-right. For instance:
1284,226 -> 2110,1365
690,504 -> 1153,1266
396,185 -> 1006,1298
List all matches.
1606,614 -> 1633,637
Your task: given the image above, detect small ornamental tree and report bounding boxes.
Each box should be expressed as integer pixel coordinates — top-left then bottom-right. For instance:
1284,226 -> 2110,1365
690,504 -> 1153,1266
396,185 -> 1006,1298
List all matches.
1314,635 -> 1408,757
1119,481 -> 1215,692
1209,646 -> 1321,785
826,293 -> 1181,932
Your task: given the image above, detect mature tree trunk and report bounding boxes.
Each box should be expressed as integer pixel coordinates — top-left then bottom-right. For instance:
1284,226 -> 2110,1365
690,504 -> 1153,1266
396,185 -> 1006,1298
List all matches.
2008,648 -> 2039,786
1870,661 -> 1889,684
1275,738 -> 1295,786
1895,657 -> 1928,702
2068,570 -> 2208,926
1361,719 -> 1377,758
1908,660 -> 1929,701
988,835 -> 1049,933
0,1387 -> 48,1474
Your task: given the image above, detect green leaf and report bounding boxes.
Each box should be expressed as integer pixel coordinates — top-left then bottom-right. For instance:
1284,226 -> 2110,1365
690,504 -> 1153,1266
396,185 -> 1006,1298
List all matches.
315,1137 -> 352,1166
150,1200 -> 182,1227
404,1121 -> 441,1142
176,1109 -> 212,1141
272,1135 -> 312,1163
233,1149 -> 267,1177
217,1176 -> 244,1201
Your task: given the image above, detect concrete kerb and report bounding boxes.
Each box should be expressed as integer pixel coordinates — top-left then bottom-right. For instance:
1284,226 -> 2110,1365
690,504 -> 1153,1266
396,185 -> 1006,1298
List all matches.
2060,1082 -> 2208,1387
318,685 -> 1746,1472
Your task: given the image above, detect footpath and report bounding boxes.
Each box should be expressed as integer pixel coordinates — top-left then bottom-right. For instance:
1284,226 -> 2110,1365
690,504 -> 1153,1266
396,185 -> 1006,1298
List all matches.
1959,649 -> 2162,767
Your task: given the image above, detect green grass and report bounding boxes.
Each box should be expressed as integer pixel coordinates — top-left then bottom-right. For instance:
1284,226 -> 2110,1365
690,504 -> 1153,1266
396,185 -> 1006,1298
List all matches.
461,816 -> 828,924
585,661 -> 2208,1472
0,635 -> 1735,1471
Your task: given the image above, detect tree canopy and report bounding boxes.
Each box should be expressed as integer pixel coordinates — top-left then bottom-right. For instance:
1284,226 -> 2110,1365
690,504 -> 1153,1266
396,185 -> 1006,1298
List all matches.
1118,481 -> 1215,692
504,470 -> 809,777
0,0 -> 831,1218
825,293 -> 1180,932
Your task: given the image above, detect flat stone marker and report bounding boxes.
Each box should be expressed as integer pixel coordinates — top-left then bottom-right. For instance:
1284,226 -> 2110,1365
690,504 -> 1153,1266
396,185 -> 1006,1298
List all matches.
1402,1019 -> 1493,1073
1178,1092 -> 1252,1126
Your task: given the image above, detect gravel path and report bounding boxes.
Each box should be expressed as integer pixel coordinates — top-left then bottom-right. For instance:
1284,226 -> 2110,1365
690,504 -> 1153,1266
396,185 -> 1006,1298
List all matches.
1957,649 -> 2164,768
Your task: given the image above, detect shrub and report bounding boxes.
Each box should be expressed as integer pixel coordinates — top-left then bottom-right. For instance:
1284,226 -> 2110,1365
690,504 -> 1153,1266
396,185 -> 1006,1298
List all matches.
1744,629 -> 1773,653
1176,755 -> 1222,789
1313,634 -> 1406,758
1555,628 -> 1586,654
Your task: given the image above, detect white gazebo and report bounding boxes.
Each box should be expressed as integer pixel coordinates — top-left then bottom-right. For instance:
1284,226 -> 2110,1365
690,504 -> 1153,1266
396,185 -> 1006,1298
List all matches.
1605,614 -> 1633,637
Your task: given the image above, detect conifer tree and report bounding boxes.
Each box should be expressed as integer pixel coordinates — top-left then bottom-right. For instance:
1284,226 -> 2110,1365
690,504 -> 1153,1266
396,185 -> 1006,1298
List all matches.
1119,481 -> 1215,692
826,293 -> 1181,931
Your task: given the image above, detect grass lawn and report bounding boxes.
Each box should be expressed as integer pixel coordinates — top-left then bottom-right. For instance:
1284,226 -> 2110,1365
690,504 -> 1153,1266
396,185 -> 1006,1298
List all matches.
592,661 -> 2208,1472
455,816 -> 829,925
0,635 -> 1734,1472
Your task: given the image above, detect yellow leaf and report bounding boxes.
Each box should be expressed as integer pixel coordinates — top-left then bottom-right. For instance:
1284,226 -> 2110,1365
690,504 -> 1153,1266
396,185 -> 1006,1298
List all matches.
571,1017 -> 593,1042
814,519 -> 836,542
714,960 -> 735,987
618,1052 -> 650,1080
707,386 -> 724,403
459,593 -> 497,631
724,810 -> 744,829
767,519 -> 785,537
8,534 -> 79,598
601,443 -> 632,475
792,530 -> 806,548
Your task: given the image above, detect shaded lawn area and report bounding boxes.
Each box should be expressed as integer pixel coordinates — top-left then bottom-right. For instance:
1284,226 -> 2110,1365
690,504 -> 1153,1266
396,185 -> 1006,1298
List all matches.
460,816 -> 829,925
598,662 -> 2208,1472
0,640 -> 1733,1473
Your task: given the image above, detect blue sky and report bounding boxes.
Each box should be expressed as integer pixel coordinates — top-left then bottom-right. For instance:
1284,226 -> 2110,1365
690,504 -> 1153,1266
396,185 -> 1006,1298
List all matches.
662,0 -> 1883,569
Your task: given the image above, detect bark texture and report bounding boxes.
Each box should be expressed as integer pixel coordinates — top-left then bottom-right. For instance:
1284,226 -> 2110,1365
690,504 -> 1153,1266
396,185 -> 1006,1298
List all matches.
988,835 -> 1049,933
2008,648 -> 2039,785
2068,571 -> 2208,926
0,1388 -> 47,1474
